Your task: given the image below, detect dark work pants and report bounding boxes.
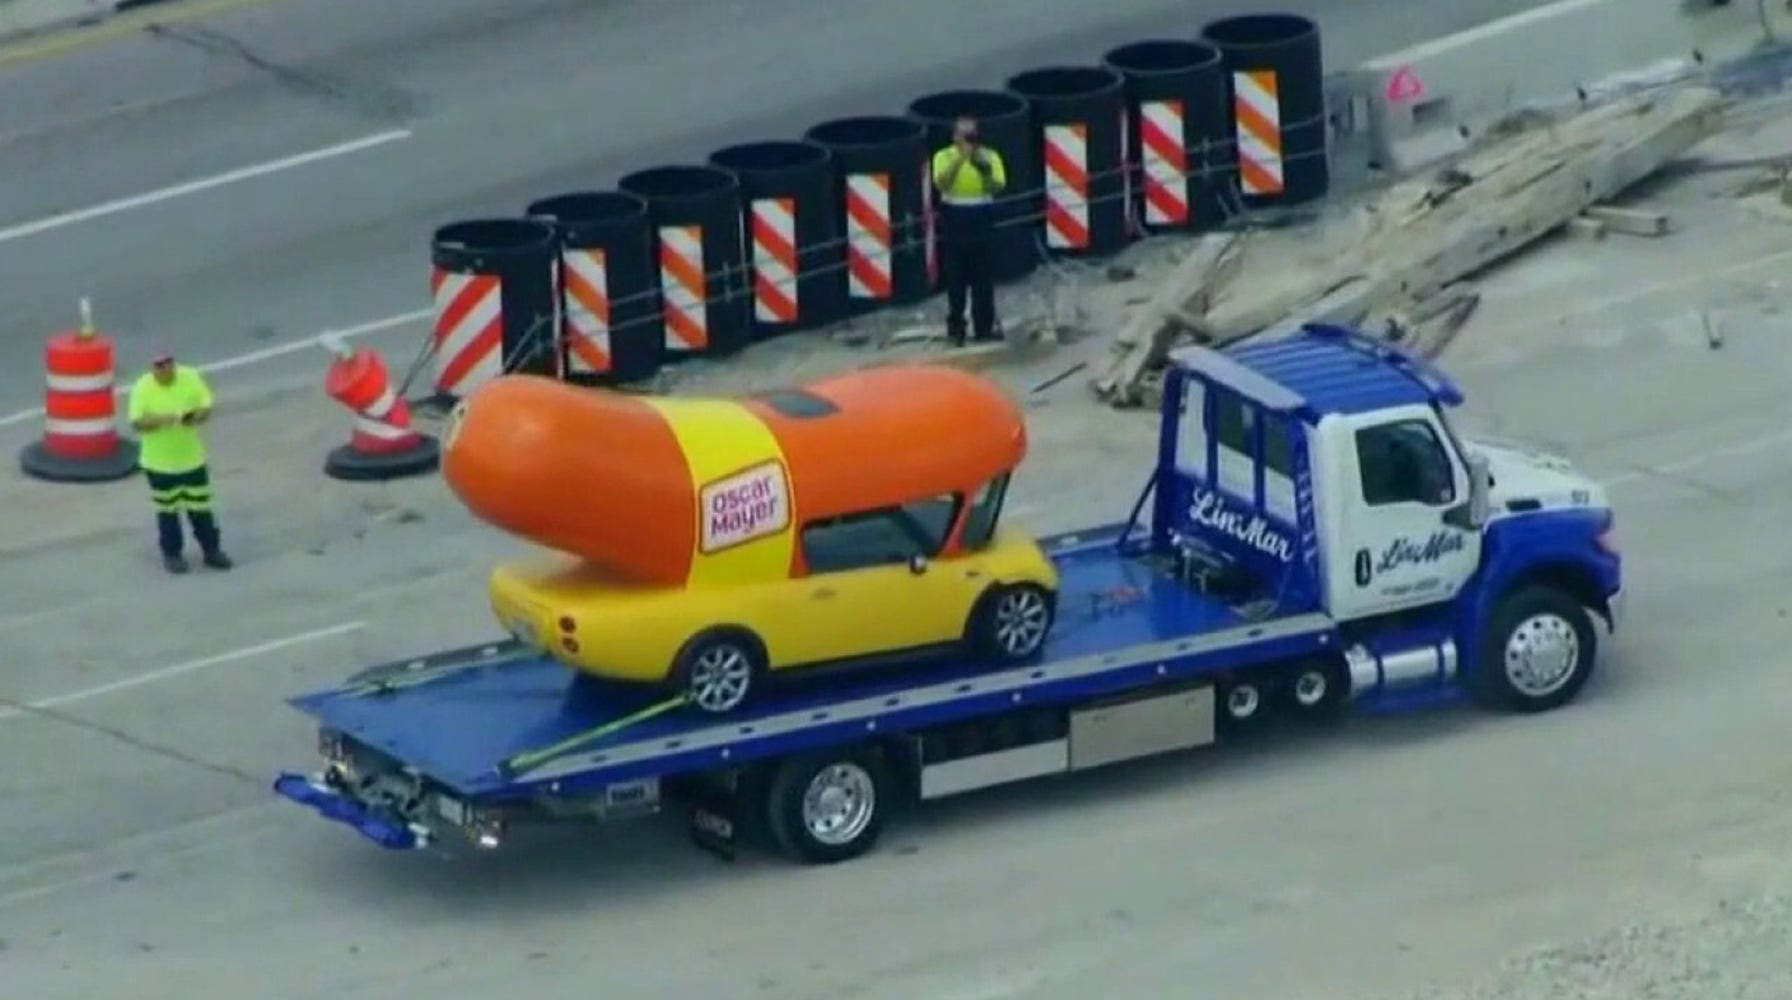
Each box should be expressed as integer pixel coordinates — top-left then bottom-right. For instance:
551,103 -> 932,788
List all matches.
146,465 -> 223,558
940,203 -> 997,342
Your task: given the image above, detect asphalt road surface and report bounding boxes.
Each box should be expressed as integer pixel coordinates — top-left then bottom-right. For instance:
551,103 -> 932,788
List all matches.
32,2 -> 1792,1000
5,165 -> 1792,998
0,0 -> 1551,420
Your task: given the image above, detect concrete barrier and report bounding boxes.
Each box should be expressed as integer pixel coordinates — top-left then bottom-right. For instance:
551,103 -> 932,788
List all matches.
0,0 -> 115,43
1346,0 -> 1792,174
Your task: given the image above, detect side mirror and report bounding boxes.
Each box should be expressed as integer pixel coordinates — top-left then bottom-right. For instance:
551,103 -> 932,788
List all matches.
1443,451 -> 1492,531
1466,450 -> 1491,526
907,553 -> 929,575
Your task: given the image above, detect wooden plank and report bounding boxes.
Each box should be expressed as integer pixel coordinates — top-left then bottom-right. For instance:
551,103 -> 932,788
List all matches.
1583,204 -> 1672,236
1090,84 -> 1725,407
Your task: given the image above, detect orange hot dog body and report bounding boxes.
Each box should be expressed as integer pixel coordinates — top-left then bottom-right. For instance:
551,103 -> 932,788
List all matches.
441,366 -> 1027,585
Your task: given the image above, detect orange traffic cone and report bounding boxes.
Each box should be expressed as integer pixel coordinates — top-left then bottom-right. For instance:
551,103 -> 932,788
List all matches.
321,337 -> 439,481
19,299 -> 139,483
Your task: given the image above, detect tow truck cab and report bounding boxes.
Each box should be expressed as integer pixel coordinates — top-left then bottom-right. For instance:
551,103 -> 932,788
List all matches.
1144,323 -> 1622,709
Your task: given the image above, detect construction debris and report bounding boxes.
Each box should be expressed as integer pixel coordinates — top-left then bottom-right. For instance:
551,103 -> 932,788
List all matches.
1091,85 -> 1727,408
1582,204 -> 1673,236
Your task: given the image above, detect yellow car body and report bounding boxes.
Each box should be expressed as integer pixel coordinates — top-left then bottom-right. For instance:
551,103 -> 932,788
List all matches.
489,522 -> 1060,689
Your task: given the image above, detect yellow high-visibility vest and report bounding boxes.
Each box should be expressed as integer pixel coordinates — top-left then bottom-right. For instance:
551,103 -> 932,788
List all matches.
127,365 -> 214,473
931,145 -> 1007,204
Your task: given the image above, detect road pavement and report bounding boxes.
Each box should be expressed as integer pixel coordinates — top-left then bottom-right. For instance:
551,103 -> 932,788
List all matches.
3,162 -> 1792,997
0,0 -> 1550,419
27,3 -> 1792,1000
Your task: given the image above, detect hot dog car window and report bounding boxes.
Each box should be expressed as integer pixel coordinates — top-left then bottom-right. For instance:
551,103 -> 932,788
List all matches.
801,493 -> 963,574
958,473 -> 1011,551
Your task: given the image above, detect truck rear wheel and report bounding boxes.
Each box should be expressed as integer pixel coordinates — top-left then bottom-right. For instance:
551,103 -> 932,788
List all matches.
1281,658 -> 1347,723
1477,586 -> 1597,713
764,748 -> 891,864
1216,675 -> 1271,736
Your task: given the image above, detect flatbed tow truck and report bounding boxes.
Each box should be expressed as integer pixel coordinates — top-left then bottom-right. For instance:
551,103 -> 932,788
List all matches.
274,324 -> 1624,864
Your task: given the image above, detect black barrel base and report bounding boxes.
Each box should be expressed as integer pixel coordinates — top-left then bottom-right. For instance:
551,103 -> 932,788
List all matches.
19,439 -> 140,483
323,437 -> 441,483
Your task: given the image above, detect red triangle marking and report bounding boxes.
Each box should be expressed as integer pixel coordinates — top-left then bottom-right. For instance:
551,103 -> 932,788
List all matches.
1386,67 -> 1424,103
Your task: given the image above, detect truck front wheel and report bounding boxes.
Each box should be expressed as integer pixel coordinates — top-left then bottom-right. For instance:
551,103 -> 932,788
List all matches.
764,748 -> 891,864
1477,586 -> 1597,713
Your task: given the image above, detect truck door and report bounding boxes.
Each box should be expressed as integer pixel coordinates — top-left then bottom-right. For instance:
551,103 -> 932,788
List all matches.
1331,406 -> 1482,620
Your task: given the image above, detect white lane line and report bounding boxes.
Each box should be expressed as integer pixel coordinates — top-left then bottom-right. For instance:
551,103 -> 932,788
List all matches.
0,620 -> 365,722
0,129 -> 413,245
0,306 -> 431,429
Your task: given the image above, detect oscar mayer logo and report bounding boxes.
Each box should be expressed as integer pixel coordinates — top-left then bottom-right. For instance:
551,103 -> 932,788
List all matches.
699,460 -> 792,554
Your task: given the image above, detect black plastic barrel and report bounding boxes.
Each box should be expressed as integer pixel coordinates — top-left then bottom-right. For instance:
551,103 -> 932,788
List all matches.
616,165 -> 753,359
907,90 -> 1037,286
708,141 -> 846,337
1201,13 -> 1329,207
1006,67 -> 1130,258
803,116 -> 930,313
428,219 -> 559,402
1103,39 -> 1231,231
525,191 -> 662,386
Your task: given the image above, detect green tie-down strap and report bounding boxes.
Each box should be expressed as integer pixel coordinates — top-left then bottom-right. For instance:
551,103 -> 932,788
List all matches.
498,693 -> 691,778
345,641 -> 531,698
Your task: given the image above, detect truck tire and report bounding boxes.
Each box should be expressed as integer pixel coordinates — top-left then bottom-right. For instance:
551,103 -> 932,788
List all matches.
1476,585 -> 1597,713
673,629 -> 765,714
1216,674 -> 1271,736
1280,657 -> 1347,723
764,747 -> 891,864
970,583 -> 1056,664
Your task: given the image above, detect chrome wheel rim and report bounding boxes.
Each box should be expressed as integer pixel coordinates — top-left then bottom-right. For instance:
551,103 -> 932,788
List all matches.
1503,613 -> 1580,697
802,763 -> 877,846
688,644 -> 753,712
994,589 -> 1051,655
1226,683 -> 1261,718
1293,670 -> 1328,707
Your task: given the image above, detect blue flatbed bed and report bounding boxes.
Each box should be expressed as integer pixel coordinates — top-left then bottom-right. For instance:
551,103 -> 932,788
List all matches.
287,522 -> 1334,806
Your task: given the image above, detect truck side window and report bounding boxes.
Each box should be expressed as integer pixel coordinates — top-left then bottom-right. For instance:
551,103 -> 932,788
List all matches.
1214,392 -> 1293,477
1356,420 -> 1456,507
801,494 -> 960,574
958,473 -> 1011,551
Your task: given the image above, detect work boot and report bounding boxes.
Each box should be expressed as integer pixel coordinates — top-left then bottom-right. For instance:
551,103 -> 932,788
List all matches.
163,554 -> 190,574
202,550 -> 234,571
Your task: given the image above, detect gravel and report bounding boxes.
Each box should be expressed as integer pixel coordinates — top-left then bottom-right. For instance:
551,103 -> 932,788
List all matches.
1388,892 -> 1792,1000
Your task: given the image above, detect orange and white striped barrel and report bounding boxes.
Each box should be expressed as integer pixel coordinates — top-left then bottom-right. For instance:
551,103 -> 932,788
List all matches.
1232,70 -> 1285,197
321,340 -> 438,481
42,330 -> 124,460
749,198 -> 799,325
658,225 -> 708,353
324,345 -> 428,455
561,248 -> 612,375
1042,123 -> 1091,250
844,172 -> 893,300
429,266 -> 504,398
1138,99 -> 1190,226
18,300 -> 139,483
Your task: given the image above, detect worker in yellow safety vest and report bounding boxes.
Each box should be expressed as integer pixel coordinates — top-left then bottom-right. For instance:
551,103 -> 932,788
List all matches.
930,116 -> 1007,346
127,351 -> 233,574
